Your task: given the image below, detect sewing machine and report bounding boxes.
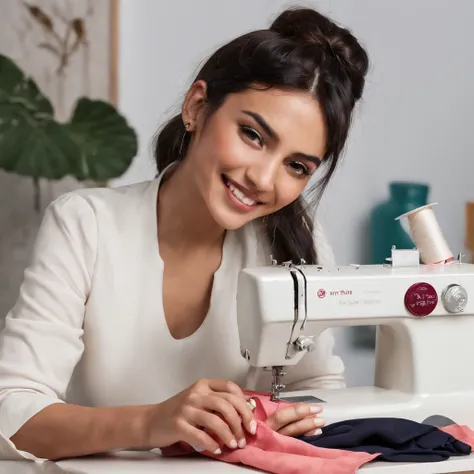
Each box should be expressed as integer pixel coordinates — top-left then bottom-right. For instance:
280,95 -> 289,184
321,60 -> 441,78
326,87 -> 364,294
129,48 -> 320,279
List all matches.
237,247 -> 474,472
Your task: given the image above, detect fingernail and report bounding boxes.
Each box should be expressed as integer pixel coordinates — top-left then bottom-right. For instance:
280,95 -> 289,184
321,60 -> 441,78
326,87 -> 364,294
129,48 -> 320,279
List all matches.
190,444 -> 205,452
314,417 -> 325,427
247,398 -> 257,411
249,420 -> 257,435
230,439 -> 238,449
314,428 -> 323,435
213,448 -> 222,455
310,406 -> 321,414
238,438 -> 246,448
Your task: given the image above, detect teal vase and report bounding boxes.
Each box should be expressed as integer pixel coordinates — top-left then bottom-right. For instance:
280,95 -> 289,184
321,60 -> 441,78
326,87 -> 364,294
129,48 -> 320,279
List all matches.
370,182 -> 429,264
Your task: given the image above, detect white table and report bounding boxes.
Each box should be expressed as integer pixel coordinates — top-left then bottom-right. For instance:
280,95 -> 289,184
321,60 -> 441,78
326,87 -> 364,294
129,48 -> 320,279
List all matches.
1,450 -> 474,474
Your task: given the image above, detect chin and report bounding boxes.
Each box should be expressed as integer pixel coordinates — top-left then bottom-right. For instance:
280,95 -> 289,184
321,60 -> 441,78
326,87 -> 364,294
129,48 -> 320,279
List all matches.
208,206 -> 256,231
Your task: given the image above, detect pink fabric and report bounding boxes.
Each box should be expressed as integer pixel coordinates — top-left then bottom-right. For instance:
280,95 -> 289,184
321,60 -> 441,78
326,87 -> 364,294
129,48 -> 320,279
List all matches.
162,390 -> 474,474
441,424 -> 474,449
162,391 -> 377,474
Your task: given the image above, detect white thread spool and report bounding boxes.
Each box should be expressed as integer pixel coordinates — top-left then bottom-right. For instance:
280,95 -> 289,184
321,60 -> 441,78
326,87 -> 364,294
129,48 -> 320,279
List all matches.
395,203 -> 453,264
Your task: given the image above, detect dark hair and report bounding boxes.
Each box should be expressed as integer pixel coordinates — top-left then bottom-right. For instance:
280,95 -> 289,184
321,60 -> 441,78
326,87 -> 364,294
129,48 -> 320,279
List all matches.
153,7 -> 369,264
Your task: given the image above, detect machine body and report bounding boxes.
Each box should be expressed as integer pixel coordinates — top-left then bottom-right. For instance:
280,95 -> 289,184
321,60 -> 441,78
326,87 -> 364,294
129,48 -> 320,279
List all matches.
237,250 -> 474,429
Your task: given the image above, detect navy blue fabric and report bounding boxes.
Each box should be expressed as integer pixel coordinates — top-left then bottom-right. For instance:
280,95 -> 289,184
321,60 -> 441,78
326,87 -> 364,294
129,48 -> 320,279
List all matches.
298,417 -> 471,462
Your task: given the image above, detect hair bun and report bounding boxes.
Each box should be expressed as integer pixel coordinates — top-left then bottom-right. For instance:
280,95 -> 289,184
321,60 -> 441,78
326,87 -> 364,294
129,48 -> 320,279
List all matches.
270,8 -> 368,84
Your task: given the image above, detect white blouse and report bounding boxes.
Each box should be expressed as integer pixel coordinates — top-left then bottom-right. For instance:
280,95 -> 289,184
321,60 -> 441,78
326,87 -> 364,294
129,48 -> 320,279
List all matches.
0,168 -> 345,460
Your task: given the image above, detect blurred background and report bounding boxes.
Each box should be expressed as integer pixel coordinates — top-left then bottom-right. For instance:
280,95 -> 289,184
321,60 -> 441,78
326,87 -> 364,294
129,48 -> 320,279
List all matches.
1,0 -> 474,387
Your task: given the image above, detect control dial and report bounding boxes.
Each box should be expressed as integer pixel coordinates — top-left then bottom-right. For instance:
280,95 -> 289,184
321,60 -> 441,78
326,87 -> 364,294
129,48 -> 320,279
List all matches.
442,284 -> 468,313
404,282 -> 438,317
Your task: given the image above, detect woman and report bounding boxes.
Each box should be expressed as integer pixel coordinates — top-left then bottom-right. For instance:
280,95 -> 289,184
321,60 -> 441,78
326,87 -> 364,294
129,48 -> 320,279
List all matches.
0,6 -> 369,461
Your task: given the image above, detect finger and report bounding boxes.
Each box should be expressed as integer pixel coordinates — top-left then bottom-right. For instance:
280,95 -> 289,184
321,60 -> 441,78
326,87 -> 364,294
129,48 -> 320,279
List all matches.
190,407 -> 237,449
201,395 -> 247,447
206,379 -> 245,398
304,428 -> 323,436
216,392 -> 256,438
278,416 -> 325,437
266,404 -> 322,431
181,423 -> 222,455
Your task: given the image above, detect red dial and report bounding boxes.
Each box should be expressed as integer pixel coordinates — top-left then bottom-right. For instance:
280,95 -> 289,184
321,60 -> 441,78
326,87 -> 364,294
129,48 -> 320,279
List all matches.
404,282 -> 438,317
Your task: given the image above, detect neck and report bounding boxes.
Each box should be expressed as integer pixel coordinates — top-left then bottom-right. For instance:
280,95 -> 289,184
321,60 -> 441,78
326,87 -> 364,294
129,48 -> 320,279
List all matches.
157,161 -> 225,253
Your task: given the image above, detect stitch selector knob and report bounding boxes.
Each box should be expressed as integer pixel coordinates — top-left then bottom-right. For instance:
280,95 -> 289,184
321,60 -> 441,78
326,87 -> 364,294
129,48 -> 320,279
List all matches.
294,336 -> 315,352
442,284 -> 468,313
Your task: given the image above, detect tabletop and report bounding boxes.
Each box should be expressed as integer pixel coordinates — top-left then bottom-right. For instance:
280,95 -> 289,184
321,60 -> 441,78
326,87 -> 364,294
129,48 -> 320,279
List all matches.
1,450 -> 474,474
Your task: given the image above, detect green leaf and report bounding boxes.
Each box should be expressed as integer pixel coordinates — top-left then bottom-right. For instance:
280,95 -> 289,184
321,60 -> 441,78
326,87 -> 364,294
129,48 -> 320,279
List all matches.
0,54 -> 82,179
66,98 -> 138,181
0,53 -> 53,117
0,54 -> 137,182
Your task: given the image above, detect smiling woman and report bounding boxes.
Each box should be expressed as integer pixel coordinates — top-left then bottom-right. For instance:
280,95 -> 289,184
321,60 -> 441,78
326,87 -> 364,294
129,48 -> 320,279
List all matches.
160,87 -> 327,232
0,5 -> 369,464
155,8 -> 368,263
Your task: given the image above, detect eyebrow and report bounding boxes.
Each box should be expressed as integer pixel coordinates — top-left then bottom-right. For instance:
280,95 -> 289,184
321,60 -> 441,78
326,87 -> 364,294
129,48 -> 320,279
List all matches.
242,110 -> 277,140
241,110 -> 322,166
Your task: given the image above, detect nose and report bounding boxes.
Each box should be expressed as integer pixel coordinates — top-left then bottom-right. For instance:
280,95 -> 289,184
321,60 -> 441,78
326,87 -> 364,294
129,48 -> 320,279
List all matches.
245,160 -> 279,194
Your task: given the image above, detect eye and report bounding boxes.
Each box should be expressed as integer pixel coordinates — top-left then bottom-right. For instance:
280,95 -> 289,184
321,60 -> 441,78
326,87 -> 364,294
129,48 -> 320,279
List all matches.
240,125 -> 264,147
288,161 -> 310,177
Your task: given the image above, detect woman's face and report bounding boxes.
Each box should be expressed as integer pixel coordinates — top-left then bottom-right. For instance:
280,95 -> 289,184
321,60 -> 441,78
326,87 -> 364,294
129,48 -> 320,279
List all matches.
184,83 -> 327,231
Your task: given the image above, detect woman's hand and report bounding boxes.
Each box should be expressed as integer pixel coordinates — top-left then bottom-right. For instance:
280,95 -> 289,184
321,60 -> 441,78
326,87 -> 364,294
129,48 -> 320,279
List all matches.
142,379 -> 256,454
265,403 -> 324,437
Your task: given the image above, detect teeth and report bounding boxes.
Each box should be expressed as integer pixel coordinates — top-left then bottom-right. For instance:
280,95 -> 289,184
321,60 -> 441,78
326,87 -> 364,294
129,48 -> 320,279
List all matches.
226,180 -> 257,207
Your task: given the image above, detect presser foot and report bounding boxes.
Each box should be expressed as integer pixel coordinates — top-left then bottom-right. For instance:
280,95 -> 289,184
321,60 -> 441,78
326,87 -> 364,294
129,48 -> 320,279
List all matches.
270,366 -> 286,401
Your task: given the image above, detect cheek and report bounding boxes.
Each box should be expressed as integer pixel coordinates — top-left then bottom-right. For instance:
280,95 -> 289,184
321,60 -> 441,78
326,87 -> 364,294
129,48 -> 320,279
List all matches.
274,177 -> 308,208
201,125 -> 251,169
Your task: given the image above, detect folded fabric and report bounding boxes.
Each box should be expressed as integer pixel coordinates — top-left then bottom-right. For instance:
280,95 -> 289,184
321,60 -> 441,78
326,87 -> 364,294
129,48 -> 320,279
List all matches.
161,390 -> 474,474
162,392 -> 377,474
298,417 -> 472,462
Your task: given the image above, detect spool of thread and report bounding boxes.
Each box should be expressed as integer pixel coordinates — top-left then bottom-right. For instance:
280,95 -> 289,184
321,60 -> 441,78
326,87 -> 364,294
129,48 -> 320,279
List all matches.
395,203 -> 453,264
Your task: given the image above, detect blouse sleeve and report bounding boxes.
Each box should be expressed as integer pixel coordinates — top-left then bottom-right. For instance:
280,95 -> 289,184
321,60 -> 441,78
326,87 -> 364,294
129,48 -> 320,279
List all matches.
0,193 -> 97,460
283,216 -> 346,391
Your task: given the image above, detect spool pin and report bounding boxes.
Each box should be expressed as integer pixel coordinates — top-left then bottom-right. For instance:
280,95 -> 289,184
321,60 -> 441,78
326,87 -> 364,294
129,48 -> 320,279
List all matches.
395,203 -> 453,265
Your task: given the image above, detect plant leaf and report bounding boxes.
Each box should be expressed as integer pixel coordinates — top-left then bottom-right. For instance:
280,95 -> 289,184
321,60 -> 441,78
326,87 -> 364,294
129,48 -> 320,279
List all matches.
0,54 -> 81,179
66,98 -> 138,181
0,53 -> 53,116
0,103 -> 82,180
0,55 -> 137,182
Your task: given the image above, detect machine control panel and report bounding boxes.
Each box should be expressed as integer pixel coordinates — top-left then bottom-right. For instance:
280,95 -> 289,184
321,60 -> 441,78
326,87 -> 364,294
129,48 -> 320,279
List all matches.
404,282 -> 468,317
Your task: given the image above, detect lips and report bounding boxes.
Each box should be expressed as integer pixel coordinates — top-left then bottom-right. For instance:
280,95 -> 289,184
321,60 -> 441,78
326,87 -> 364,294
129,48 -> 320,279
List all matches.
222,175 -> 261,208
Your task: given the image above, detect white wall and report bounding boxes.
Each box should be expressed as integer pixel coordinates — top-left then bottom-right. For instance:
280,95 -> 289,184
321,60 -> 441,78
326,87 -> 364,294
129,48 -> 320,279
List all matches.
115,0 -> 474,386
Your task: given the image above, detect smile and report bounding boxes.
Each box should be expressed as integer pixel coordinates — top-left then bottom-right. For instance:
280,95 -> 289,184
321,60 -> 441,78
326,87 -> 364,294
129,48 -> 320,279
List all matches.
222,175 -> 261,209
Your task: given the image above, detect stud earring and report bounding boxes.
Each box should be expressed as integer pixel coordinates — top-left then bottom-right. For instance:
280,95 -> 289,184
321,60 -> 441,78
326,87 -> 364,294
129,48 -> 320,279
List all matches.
179,122 -> 191,157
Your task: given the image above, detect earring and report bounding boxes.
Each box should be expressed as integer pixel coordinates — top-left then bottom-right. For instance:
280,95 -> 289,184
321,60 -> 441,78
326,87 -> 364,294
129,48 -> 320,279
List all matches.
179,122 -> 191,157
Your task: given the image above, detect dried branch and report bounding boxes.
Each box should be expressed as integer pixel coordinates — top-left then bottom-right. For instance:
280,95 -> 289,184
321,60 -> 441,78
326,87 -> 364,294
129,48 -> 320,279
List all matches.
23,2 -> 62,47
72,18 -> 86,45
23,3 -> 53,31
38,42 -> 61,58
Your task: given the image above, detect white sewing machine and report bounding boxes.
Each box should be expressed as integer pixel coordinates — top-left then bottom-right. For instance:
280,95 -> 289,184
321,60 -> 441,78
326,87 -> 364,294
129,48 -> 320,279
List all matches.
237,247 -> 474,473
